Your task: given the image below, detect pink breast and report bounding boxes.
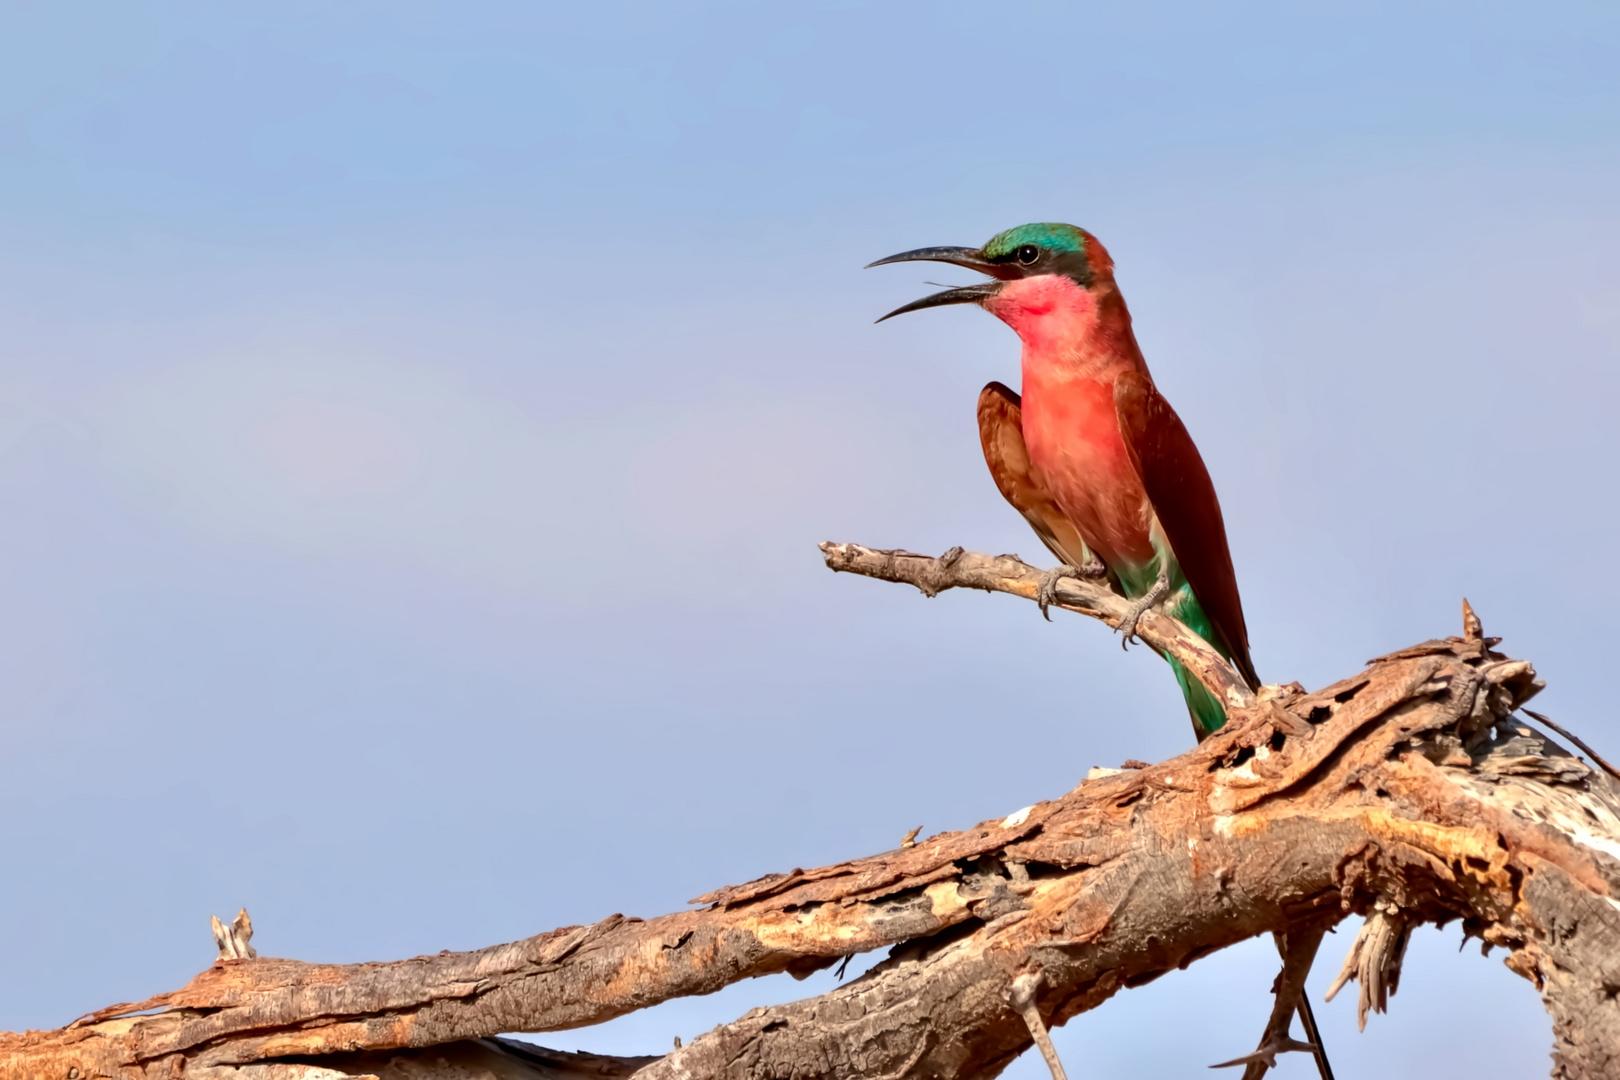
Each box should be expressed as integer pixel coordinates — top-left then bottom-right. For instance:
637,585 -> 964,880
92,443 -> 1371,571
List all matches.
984,272 -> 1159,568
1019,372 -> 1157,568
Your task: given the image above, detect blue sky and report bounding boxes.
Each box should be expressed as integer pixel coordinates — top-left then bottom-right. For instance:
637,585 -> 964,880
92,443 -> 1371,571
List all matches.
3,3 -> 1618,1076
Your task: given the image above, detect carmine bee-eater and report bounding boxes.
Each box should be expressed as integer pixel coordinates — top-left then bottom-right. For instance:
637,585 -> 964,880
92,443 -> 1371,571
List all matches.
869,222 -> 1256,739
872,224 -> 1336,1080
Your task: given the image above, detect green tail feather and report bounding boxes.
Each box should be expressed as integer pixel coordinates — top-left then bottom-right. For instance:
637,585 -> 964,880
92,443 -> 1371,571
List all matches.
1115,561 -> 1233,740
1169,654 -> 1228,739
1165,587 -> 1231,739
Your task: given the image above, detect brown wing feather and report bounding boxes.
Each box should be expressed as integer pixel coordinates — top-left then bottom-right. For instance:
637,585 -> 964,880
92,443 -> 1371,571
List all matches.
1113,371 -> 1259,689
976,382 -> 1094,570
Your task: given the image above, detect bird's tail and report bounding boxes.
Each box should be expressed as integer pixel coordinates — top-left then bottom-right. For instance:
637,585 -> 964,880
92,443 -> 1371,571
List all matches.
1168,655 -> 1229,741
1162,588 -> 1238,741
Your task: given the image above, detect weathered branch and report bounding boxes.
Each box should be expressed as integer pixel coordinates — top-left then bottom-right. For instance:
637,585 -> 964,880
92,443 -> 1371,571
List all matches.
818,542 -> 1255,712
6,545 -> 1620,1080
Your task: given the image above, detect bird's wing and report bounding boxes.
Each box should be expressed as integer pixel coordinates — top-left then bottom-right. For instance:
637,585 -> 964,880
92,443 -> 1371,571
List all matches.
1113,370 -> 1259,689
977,382 -> 1094,570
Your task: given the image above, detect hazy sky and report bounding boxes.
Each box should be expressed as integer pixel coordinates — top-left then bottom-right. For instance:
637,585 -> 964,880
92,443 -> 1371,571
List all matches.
3,3 -> 1618,1077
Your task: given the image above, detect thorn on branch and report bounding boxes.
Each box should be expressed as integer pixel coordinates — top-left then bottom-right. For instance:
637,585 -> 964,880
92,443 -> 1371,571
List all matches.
1462,598 -> 1483,643
211,908 -> 257,961
1208,1036 -> 1319,1073
900,825 -> 922,848
1006,966 -> 1068,1080
1325,898 -> 1409,1031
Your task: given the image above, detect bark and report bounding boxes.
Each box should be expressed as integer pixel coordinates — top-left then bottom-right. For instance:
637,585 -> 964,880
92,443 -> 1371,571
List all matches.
5,544 -> 1620,1080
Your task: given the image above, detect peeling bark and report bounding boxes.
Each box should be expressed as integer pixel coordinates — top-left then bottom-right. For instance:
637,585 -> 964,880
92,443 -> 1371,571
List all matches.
5,545 -> 1620,1080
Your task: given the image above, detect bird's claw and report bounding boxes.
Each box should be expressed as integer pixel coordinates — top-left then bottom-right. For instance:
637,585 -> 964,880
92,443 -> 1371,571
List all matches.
1115,571 -> 1171,648
1036,561 -> 1106,621
1208,1036 -> 1318,1070
1115,600 -> 1149,646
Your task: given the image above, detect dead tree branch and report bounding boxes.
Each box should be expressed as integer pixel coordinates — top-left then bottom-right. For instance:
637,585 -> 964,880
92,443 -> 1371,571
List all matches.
4,545 -> 1620,1080
817,542 -> 1255,713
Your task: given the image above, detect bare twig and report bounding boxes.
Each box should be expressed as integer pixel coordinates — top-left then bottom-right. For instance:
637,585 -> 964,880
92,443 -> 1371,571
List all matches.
819,542 -> 1254,712
1209,927 -> 1325,1077
1291,982 -> 1336,1080
1007,968 -> 1067,1080
1524,709 -> 1620,784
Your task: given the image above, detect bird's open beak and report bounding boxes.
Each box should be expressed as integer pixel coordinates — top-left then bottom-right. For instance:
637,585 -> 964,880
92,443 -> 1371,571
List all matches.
872,281 -> 1002,323
866,245 -> 1013,323
866,246 -> 1005,273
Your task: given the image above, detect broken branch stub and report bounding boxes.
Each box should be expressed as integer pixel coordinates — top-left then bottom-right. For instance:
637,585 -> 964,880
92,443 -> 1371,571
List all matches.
1324,897 -> 1410,1031
211,909 -> 257,962
4,546 -> 1620,1080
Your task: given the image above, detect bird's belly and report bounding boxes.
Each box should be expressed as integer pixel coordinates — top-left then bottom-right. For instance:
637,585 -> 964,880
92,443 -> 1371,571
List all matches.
1021,380 -> 1158,571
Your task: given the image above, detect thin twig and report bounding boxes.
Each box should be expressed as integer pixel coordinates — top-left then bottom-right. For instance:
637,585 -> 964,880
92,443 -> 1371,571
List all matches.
1007,968 -> 1067,1080
1210,926 -> 1326,1077
1523,710 -> 1620,784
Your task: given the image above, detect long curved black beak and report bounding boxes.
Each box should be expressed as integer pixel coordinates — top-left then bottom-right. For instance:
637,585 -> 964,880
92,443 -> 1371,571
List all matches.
866,245 -> 1013,323
865,246 -> 1003,273
873,281 -> 1003,323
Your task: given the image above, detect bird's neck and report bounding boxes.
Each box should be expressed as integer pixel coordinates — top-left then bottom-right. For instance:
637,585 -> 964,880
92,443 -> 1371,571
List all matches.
987,274 -> 1147,383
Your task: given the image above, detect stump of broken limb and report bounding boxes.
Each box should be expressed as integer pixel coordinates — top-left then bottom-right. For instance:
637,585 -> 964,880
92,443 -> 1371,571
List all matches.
6,543 -> 1620,1080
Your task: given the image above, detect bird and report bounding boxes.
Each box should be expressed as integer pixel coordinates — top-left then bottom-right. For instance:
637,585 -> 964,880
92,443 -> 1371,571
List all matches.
868,222 -> 1255,741
869,224 -> 1334,1080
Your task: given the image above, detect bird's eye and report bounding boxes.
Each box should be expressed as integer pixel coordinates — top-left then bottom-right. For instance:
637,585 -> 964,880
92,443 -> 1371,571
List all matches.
1016,244 -> 1040,265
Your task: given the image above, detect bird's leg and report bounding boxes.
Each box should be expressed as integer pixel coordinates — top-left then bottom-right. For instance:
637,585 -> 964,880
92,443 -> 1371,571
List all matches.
1209,926 -> 1333,1080
1115,564 -> 1172,647
1035,558 -> 1108,620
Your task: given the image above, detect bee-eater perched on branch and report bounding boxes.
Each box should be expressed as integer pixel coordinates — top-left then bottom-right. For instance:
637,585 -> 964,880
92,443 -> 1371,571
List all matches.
870,223 -> 1256,740
872,223 -> 1334,1080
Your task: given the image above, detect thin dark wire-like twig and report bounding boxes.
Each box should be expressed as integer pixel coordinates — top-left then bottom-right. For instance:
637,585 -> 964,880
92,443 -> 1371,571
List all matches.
1523,709 -> 1620,783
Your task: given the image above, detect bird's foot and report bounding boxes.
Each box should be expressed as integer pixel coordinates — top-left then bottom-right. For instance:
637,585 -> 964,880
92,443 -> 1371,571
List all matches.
1115,569 -> 1171,647
1036,560 -> 1107,621
1208,1036 -> 1318,1071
